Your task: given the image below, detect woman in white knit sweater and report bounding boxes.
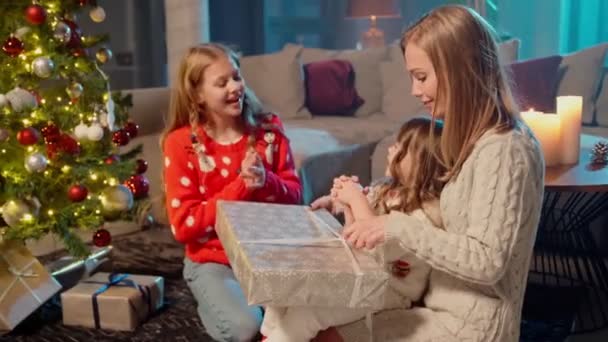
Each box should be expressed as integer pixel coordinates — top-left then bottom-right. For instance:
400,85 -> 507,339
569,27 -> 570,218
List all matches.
312,5 -> 545,342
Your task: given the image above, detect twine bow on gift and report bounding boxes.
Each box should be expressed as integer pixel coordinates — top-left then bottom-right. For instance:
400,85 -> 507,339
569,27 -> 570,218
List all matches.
0,258 -> 41,305
84,273 -> 152,329
238,209 -> 376,341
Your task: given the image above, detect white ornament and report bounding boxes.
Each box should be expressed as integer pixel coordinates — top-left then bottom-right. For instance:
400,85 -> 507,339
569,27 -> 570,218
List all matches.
87,123 -> 104,141
52,22 -> 71,44
106,96 -> 115,131
5,87 -> 37,112
0,94 -> 8,108
89,6 -> 106,23
15,27 -> 31,39
74,122 -> 89,140
25,152 -> 48,173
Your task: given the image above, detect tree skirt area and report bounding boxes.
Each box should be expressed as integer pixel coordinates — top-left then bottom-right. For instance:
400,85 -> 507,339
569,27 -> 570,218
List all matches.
1,226 -> 215,342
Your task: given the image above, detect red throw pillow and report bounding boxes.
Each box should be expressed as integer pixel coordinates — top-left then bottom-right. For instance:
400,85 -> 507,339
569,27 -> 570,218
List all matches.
509,55 -> 563,112
303,59 -> 364,116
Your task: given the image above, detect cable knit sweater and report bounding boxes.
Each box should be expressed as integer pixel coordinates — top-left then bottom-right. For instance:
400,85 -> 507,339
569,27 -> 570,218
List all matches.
339,127 -> 544,341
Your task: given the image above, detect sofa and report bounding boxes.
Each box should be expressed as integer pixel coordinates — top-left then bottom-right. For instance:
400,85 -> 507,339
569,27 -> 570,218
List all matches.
126,40 -> 608,226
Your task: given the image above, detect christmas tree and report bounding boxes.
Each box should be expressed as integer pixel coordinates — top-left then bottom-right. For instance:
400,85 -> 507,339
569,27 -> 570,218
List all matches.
0,0 -> 149,257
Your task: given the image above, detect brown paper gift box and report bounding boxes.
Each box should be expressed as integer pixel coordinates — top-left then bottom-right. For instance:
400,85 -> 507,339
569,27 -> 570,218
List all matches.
61,272 -> 164,331
0,240 -> 62,332
216,201 -> 389,309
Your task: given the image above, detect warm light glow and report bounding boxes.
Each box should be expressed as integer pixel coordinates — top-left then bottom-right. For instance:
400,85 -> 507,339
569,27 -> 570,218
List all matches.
90,173 -> 99,181
41,99 -> 46,104
44,170 -> 50,176
1,149 -> 6,154
108,178 -> 118,186
95,210 -> 101,214
57,97 -> 63,102
22,119 -> 31,126
47,210 -> 54,216
62,165 -> 71,173
27,146 -> 34,152
74,212 -> 79,217
34,47 -> 42,55
22,214 -> 33,222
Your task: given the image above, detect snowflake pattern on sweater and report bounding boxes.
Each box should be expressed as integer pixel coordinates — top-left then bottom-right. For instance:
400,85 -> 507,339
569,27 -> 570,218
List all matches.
162,114 -> 302,264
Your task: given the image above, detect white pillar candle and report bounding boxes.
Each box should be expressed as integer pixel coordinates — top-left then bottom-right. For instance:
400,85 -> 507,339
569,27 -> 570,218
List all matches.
521,109 -> 562,167
557,96 -> 583,165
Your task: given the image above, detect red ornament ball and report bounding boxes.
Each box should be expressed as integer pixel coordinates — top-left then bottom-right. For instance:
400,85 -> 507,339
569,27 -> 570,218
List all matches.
112,129 -> 130,146
17,127 -> 40,145
62,19 -> 82,49
123,121 -> 139,139
135,159 -> 148,174
25,4 -> 47,25
58,133 -> 80,155
124,174 -> 149,199
41,123 -> 60,143
77,0 -> 88,6
71,48 -> 88,58
93,228 -> 111,247
68,184 -> 88,202
104,154 -> 120,165
2,36 -> 24,57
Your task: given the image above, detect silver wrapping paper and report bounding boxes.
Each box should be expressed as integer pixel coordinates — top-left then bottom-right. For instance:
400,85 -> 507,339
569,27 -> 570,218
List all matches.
216,201 -> 388,309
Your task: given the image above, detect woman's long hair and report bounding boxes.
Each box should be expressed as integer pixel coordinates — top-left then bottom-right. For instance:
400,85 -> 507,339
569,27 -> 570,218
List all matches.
402,5 -> 519,181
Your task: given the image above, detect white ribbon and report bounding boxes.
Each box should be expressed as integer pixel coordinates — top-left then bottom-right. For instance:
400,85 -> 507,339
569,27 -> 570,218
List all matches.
0,256 -> 41,306
238,209 -> 375,341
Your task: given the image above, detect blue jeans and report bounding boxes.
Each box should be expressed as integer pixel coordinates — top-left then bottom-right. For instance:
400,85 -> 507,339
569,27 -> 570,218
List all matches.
183,259 -> 263,342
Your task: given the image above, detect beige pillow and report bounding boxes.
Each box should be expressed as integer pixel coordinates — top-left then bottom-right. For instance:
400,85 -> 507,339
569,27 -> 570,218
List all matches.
240,44 -> 311,119
596,69 -> 608,127
557,43 -> 608,125
293,44 -> 389,117
498,39 -> 520,64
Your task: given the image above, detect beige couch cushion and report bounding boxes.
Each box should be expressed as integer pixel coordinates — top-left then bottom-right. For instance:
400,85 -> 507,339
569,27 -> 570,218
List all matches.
284,113 -> 400,146
596,69 -> 608,127
241,44 -> 311,120
498,38 -> 521,64
293,44 -> 389,117
557,43 -> 608,125
124,87 -> 170,136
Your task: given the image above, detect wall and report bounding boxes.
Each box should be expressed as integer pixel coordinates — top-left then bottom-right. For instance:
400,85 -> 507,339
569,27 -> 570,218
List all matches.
80,0 -> 167,90
163,0 -> 210,85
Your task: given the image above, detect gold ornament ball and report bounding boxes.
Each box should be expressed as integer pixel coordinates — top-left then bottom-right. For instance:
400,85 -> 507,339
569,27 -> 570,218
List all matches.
89,6 -> 106,23
66,82 -> 84,99
1,199 -> 38,227
96,48 -> 112,64
100,184 -> 133,219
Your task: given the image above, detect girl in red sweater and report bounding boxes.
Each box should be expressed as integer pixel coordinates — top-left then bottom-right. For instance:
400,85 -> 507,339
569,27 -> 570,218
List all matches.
160,43 -> 302,342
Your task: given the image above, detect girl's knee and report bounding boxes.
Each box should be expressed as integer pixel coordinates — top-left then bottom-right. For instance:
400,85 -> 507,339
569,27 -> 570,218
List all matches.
209,308 -> 262,342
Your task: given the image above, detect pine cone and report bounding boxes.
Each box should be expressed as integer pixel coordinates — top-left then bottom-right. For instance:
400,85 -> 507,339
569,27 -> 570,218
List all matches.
591,141 -> 608,164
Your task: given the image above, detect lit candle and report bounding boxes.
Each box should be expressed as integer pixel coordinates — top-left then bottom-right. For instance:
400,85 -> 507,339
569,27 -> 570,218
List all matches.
521,109 -> 562,167
557,96 -> 583,165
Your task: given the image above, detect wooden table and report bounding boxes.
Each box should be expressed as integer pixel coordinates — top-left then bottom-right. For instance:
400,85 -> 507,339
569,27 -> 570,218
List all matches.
530,134 -> 608,334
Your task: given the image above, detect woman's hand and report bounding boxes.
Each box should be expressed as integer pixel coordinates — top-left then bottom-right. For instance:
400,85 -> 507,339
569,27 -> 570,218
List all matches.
240,149 -> 266,189
342,215 -> 388,249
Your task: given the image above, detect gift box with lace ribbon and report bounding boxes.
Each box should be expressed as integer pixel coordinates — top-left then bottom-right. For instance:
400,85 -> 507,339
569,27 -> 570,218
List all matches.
60,272 -> 164,331
216,201 -> 389,309
0,240 -> 62,332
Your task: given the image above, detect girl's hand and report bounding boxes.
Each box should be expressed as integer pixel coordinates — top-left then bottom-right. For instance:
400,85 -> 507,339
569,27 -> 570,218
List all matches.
240,149 -> 266,189
310,195 -> 344,215
331,179 -> 364,206
342,215 -> 388,249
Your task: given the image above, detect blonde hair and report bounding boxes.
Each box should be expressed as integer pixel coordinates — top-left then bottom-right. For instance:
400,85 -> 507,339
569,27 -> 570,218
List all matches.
371,117 -> 446,217
401,5 -> 519,181
160,43 -> 268,150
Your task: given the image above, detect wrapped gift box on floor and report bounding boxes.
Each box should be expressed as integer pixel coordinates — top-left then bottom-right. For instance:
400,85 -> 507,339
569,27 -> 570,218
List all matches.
0,240 -> 62,332
61,272 -> 164,331
216,201 -> 389,309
